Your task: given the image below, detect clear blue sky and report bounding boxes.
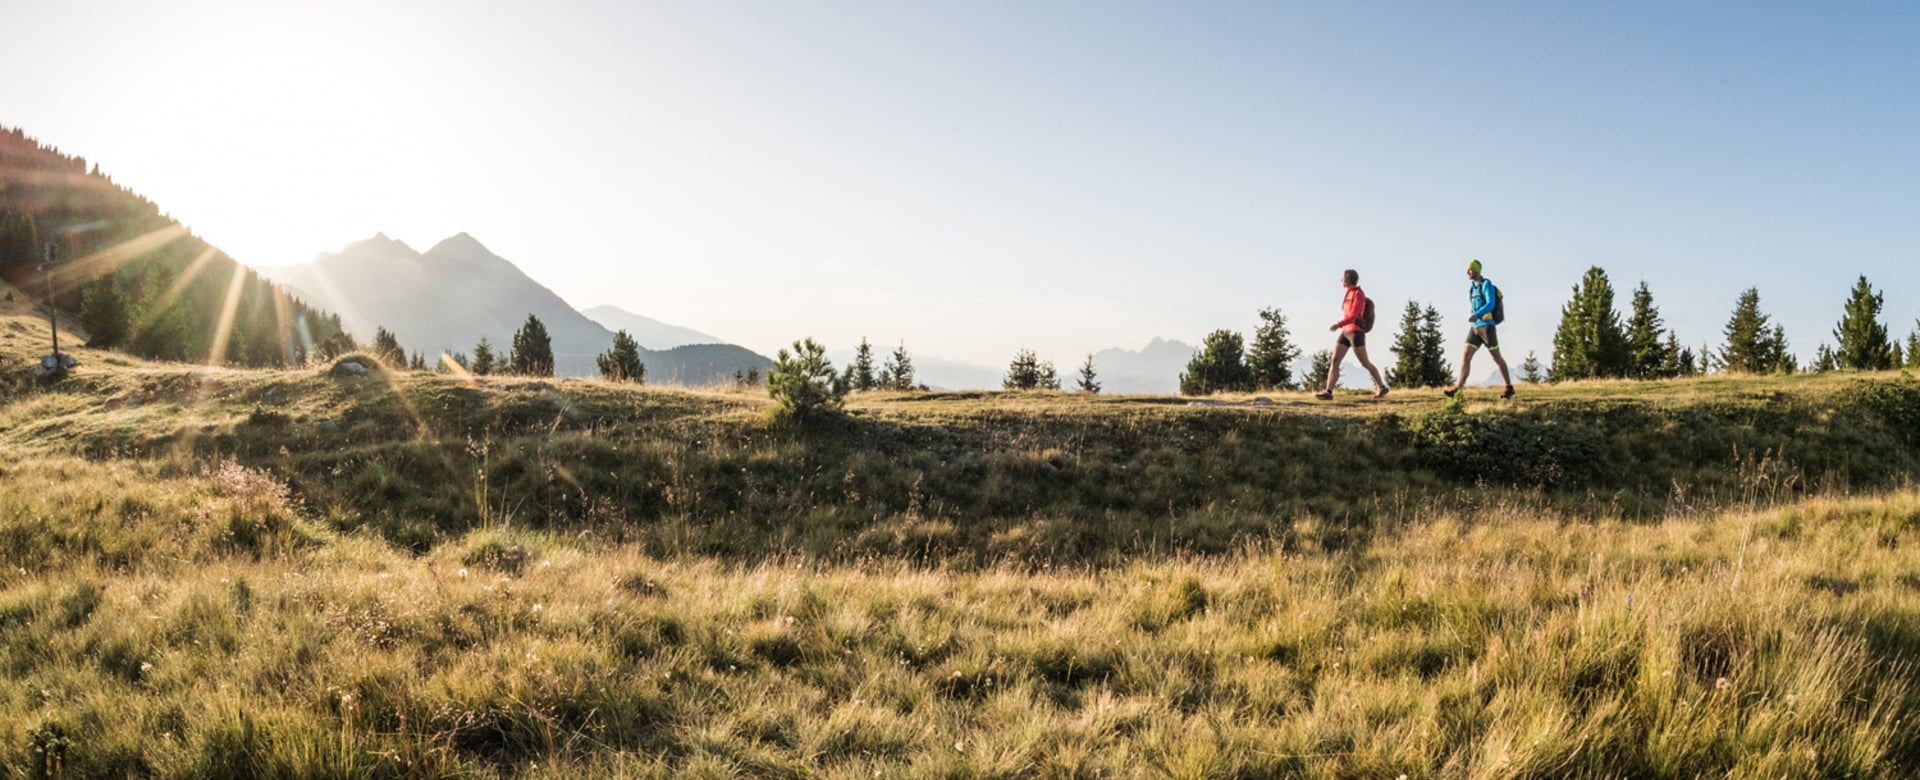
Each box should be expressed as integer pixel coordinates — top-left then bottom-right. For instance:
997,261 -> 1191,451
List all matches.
4,0 -> 1917,370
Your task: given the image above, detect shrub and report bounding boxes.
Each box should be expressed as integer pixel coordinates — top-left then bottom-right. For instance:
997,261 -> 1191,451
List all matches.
768,338 -> 848,422
1402,409 -> 1603,487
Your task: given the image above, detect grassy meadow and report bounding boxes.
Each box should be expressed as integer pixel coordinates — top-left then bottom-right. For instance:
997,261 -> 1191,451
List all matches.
3,304 -> 1920,777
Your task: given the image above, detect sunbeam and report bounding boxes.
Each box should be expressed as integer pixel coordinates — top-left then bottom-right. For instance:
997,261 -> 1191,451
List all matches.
125,246 -> 220,348
270,286 -> 298,366
440,352 -> 477,386
205,263 -> 249,366
47,224 -> 190,295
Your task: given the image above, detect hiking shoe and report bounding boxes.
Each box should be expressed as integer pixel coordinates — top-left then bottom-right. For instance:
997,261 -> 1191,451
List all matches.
1313,391 -> 1333,401
1443,388 -> 1458,398
1501,385 -> 1515,399
1373,386 -> 1388,399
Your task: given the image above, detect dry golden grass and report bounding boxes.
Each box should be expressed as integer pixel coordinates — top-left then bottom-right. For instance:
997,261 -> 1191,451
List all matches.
4,304 -> 1920,776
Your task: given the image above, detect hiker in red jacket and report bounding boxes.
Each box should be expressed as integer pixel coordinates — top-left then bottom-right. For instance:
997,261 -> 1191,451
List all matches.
1317,269 -> 1387,400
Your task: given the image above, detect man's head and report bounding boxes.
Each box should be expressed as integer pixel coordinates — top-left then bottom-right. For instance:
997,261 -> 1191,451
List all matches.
1343,269 -> 1359,287
1467,259 -> 1483,280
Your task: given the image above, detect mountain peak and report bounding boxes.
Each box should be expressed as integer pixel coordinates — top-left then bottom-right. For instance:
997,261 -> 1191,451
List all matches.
329,233 -> 417,260
428,232 -> 487,252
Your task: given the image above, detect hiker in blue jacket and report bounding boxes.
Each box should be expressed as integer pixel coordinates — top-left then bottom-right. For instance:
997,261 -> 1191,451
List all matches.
1444,259 -> 1515,400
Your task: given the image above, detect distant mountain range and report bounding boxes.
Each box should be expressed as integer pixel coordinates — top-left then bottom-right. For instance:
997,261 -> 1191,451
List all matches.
1091,338 -> 1199,395
262,234 -> 770,384
580,305 -> 722,350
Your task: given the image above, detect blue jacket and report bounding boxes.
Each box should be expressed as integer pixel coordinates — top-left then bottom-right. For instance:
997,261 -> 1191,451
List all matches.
1468,278 -> 1498,326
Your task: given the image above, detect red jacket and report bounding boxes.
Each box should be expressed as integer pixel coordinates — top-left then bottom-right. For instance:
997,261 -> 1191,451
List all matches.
1335,286 -> 1366,333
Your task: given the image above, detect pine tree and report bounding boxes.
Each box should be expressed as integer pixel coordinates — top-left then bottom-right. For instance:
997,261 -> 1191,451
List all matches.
1037,360 -> 1061,390
1077,353 -> 1100,394
1388,303 -> 1450,388
1418,305 -> 1449,387
1303,350 -> 1332,392
471,338 -> 496,376
1907,323 -> 1920,368
1719,289 -> 1786,374
1659,332 -> 1686,378
1004,349 -> 1043,390
1549,266 -> 1630,381
768,338 -> 848,421
1246,307 -> 1300,391
372,327 -> 406,367
409,351 -> 427,372
1179,329 -> 1254,395
846,337 -> 878,391
1521,351 -> 1544,384
1386,301 -> 1427,389
128,262 -> 189,361
1832,275 -> 1895,371
1625,281 -> 1671,379
1813,344 -> 1839,373
1771,326 -> 1796,374
0,210 -> 38,275
597,329 -> 646,383
78,274 -> 128,348
509,314 -> 555,377
883,342 -> 915,390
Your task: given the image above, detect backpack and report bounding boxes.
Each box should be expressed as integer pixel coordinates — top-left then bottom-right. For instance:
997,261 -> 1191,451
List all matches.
1360,296 -> 1376,333
1478,279 -> 1506,325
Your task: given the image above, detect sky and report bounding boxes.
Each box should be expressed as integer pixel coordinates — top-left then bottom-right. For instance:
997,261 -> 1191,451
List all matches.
4,0 -> 1917,372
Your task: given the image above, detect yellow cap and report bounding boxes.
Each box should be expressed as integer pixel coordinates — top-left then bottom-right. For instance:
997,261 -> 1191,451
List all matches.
1468,259 -> 1482,275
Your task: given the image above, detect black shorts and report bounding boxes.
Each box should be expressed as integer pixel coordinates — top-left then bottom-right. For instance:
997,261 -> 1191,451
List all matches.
1337,331 -> 1365,348
1466,325 -> 1499,350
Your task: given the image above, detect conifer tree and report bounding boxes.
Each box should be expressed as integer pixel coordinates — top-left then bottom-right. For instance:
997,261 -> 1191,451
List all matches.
409,351 -> 427,371
78,274 -> 128,348
1813,344 -> 1839,373
1386,302 -> 1449,388
1625,281 -> 1671,379
1037,359 -> 1061,390
128,262 -> 189,361
883,341 -> 915,390
471,338 -> 495,376
372,327 -> 406,367
1832,275 -> 1895,371
1419,305 -> 1448,386
1179,329 -> 1254,395
1246,307 -> 1300,391
1521,351 -> 1544,384
1719,289 -> 1786,374
846,337 -> 878,391
1772,326 -> 1797,374
597,329 -> 646,383
1550,266 -> 1629,381
1386,301 -> 1426,388
0,210 -> 37,274
1004,348 -> 1043,390
768,338 -> 848,421
509,314 -> 555,377
1906,323 -> 1920,368
1303,349 -> 1332,392
1659,332 -> 1686,378
1077,353 -> 1100,394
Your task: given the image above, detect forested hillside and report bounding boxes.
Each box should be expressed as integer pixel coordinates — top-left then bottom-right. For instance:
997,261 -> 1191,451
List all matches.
0,126 -> 348,366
